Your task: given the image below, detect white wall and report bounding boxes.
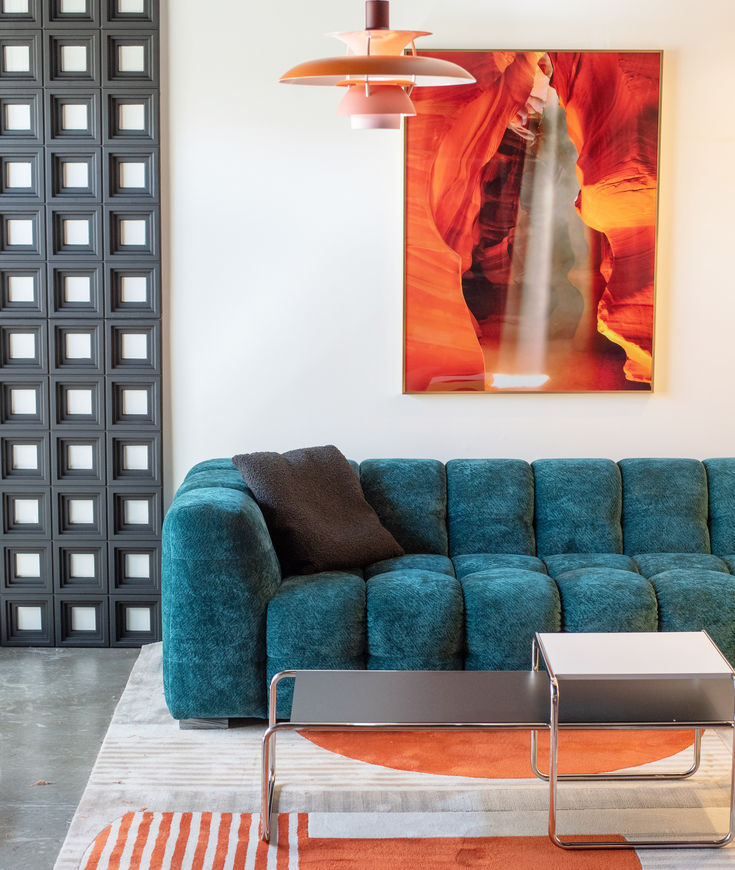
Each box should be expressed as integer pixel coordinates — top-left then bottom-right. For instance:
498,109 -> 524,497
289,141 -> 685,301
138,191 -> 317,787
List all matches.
166,0 -> 735,496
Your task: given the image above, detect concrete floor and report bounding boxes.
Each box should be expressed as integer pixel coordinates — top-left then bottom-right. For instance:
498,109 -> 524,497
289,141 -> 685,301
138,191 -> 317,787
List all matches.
0,647 -> 139,870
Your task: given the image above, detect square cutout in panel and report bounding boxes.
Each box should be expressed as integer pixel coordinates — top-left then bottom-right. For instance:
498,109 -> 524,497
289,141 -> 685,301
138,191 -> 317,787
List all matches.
106,0 -> 155,24
6,160 -> 31,186
106,148 -> 156,199
63,161 -> 87,186
61,44 -> 87,72
0,33 -> 40,84
49,263 -> 102,316
110,488 -> 160,537
3,597 -> 53,645
0,207 -> 43,256
53,434 -> 103,482
1,267 -> 43,316
47,91 -> 100,142
55,488 -> 105,537
0,378 -> 46,425
49,207 -> 101,256
47,0 -> 98,23
48,149 -> 99,199
107,263 -> 159,316
0,149 -> 41,199
48,32 -> 99,84
106,207 -> 156,256
16,603 -> 41,628
105,91 -> 157,143
4,545 -> 50,591
0,322 -> 45,370
1,0 -> 40,24
55,597 -> 108,647
8,275 -> 34,300
105,33 -> 156,84
5,102 -> 31,128
64,275 -> 89,301
110,543 -> 159,592
2,488 -> 49,534
54,542 -> 106,592
108,322 -> 158,371
0,92 -> 41,142
62,102 -> 87,128
11,387 -> 36,413
68,443 -> 92,467
4,44 -> 30,72
110,596 -> 159,645
109,432 -> 159,482
70,605 -> 96,630
52,376 -> 103,427
52,323 -> 102,371
1,432 -> 48,480
108,377 -> 158,427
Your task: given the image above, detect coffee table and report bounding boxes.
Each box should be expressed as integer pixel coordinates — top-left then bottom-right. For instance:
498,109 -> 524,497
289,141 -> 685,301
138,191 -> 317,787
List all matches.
260,630 -> 735,849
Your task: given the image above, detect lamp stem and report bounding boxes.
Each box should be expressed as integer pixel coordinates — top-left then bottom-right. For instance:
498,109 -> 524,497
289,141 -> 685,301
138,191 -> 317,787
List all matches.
365,0 -> 390,30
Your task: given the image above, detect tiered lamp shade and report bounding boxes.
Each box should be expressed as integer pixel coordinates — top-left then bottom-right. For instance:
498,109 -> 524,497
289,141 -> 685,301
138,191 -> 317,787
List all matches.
279,0 -> 475,129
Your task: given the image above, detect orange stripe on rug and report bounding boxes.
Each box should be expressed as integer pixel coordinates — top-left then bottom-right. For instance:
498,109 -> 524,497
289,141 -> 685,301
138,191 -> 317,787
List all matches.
191,812 -> 211,869
300,729 -> 695,778
129,812 -> 153,867
106,811 -> 135,870
149,811 -> 172,867
211,812 -> 233,870
80,815 -> 111,870
170,812 -> 192,870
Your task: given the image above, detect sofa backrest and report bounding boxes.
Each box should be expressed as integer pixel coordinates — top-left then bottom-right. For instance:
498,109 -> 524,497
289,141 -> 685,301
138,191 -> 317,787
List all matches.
210,455 -> 735,560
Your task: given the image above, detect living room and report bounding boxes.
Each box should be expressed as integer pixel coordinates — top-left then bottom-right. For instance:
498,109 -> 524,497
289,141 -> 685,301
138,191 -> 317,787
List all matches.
2,0 -> 735,867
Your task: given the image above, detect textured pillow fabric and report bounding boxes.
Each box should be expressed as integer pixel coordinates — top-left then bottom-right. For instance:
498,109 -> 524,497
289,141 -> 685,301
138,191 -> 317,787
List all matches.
232,445 -> 404,575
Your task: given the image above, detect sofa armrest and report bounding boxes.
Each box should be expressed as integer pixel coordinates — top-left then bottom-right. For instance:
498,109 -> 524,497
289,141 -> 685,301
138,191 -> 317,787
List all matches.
162,482 -> 281,720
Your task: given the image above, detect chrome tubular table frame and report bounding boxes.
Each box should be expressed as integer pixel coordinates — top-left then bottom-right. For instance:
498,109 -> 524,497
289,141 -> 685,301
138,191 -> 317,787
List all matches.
260,633 -> 735,851
260,668 -> 550,843
532,631 -> 735,850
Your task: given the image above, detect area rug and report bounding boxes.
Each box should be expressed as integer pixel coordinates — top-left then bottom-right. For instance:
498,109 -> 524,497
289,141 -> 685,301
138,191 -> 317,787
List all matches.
55,643 -> 735,870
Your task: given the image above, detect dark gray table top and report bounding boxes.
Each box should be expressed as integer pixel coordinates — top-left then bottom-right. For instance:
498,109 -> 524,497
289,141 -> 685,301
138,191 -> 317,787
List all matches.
288,669 -> 735,727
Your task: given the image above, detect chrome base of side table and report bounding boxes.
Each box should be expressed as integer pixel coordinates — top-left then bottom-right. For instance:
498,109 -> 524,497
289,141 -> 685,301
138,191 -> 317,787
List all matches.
532,633 -> 735,850
260,653 -> 735,850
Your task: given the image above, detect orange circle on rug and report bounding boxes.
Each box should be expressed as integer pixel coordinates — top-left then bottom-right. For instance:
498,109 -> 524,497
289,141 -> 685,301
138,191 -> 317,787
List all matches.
300,729 -> 695,778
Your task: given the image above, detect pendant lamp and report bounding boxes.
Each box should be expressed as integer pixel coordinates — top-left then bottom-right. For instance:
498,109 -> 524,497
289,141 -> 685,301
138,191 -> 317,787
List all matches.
280,0 -> 475,130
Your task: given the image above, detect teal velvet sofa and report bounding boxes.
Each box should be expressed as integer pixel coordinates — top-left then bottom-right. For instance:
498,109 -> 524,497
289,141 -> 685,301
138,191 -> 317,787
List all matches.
162,457 -> 735,722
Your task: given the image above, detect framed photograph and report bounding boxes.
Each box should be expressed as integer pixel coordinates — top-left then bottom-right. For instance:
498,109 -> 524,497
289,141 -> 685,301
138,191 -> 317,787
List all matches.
404,50 -> 662,393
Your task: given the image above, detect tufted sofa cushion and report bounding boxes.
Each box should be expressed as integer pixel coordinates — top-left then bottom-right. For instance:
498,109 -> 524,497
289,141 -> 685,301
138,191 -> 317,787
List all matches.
462,568 -> 560,670
366,569 -> 463,670
555,568 -> 658,633
360,459 -> 448,554
706,458 -> 735,555
446,459 -> 535,556
620,458 -> 710,554
533,459 -> 623,556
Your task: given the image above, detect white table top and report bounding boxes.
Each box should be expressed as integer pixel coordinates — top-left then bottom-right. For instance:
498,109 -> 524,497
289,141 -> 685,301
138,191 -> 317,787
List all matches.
537,631 -> 733,679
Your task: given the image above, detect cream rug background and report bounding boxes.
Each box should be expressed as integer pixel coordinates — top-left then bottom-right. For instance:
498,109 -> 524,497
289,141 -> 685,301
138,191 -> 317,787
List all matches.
54,643 -> 735,869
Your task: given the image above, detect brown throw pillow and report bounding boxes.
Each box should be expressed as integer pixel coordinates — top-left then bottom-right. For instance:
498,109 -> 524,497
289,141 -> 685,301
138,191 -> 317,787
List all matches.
232,445 -> 404,575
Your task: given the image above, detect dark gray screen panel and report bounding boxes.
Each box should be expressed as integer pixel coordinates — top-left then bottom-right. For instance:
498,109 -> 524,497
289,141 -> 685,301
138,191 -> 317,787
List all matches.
0,0 -> 161,647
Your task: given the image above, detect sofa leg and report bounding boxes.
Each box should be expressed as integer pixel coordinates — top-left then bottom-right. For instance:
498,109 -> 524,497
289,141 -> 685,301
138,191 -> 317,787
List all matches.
178,717 -> 230,730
